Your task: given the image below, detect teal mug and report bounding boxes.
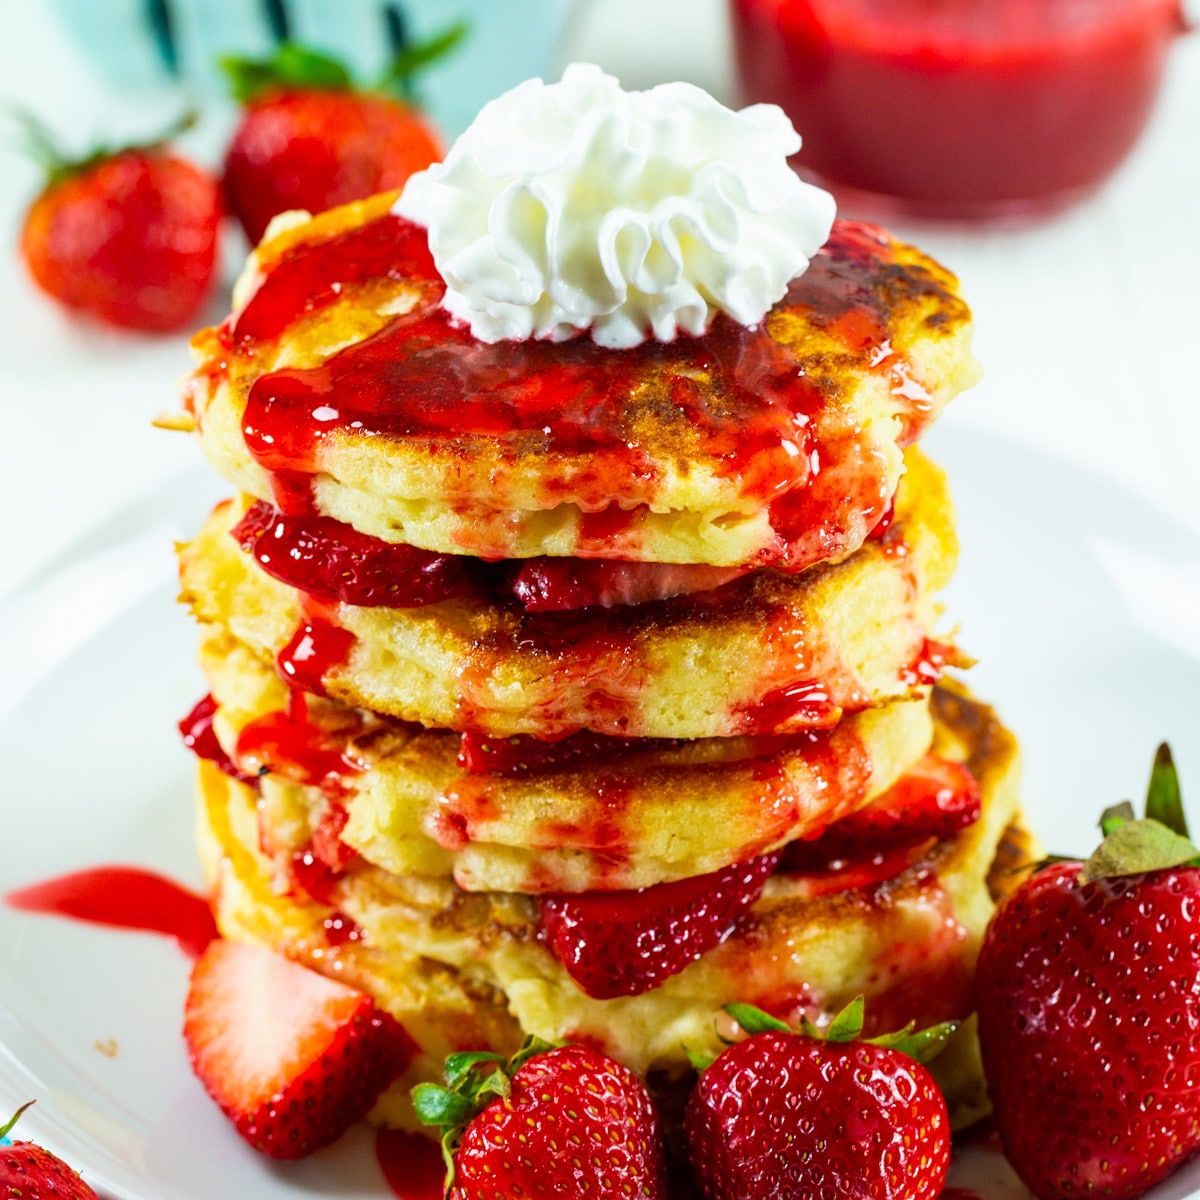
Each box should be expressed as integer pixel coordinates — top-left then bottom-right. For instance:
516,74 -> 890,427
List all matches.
49,0 -> 585,133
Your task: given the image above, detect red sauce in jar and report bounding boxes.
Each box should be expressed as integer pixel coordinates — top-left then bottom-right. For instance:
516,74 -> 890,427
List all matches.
730,0 -> 1185,219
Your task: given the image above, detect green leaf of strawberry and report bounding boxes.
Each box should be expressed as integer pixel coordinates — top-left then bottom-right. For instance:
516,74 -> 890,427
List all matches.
1078,745 -> 1198,883
220,26 -> 465,107
1146,742 -> 1189,837
727,996 -> 958,1066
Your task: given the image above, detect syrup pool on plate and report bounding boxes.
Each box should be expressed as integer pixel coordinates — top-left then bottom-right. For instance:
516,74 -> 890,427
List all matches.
729,0 -> 1188,221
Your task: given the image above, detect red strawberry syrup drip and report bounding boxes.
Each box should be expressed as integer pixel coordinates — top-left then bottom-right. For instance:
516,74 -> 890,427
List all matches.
235,689 -> 364,795
374,1129 -> 446,1200
291,803 -> 362,906
276,614 -> 357,697
322,910 -> 364,946
178,693 -> 260,786
4,867 -> 217,959
901,638 -> 956,688
859,884 -> 973,1035
231,212 -> 439,345
746,679 -> 840,731
236,215 -> 935,568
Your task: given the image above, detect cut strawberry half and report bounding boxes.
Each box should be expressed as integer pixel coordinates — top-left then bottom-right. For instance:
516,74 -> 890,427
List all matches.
508,557 -> 748,611
540,852 -> 781,999
184,939 -> 415,1159
781,754 -> 980,871
232,500 -> 479,608
457,728 -> 680,775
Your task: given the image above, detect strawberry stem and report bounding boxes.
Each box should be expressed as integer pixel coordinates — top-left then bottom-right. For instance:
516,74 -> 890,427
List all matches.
377,21 -> 468,103
221,43 -> 353,104
1146,743 -> 1188,838
0,1100 -> 35,1141
4,106 -> 196,187
722,998 -> 958,1065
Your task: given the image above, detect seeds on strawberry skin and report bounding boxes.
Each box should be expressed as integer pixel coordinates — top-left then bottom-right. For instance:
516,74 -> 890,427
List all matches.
16,113 -> 220,332
684,1002 -> 952,1200
415,1038 -> 669,1199
220,41 -> 455,245
0,1102 -> 98,1200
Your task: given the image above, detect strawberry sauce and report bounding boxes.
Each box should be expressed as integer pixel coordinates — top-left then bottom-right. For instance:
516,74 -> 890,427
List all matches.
276,615 -> 357,698
235,689 -> 365,795
178,694 -> 259,785
231,214 -> 943,571
374,1129 -> 446,1200
4,867 -> 217,959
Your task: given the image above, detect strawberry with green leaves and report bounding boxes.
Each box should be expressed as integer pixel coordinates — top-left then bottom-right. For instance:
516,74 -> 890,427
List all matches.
0,1102 -> 98,1199
16,111 -> 220,332
221,31 -> 461,245
414,1037 -> 669,1199
684,999 -> 954,1200
976,744 -> 1200,1200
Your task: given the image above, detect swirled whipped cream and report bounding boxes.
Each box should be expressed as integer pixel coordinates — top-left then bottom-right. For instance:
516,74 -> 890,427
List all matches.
394,63 -> 836,348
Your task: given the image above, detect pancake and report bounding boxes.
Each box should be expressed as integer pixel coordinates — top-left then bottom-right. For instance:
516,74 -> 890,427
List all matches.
178,447 -> 960,741
194,625 -> 935,893
183,192 -> 978,570
196,684 -> 1024,1130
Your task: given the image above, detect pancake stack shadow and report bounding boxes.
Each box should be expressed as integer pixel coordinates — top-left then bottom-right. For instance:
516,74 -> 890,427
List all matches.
177,191 -> 1025,1131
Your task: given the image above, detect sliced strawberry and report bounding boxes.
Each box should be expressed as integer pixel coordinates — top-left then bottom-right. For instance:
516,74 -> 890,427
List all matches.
781,754 -> 980,871
184,939 -> 414,1159
457,728 -> 677,775
232,500 -> 478,608
540,853 -> 780,999
508,557 -> 748,611
776,839 -> 938,898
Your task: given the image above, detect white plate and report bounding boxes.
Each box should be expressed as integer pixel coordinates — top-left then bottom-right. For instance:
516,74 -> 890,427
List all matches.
1,423 -> 1198,1199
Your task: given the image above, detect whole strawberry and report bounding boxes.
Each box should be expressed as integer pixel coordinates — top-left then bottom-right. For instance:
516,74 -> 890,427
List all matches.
0,1102 -> 98,1199
976,744 -> 1200,1200
221,36 -> 460,245
685,1000 -> 953,1200
17,112 -> 220,332
414,1037 -> 668,1199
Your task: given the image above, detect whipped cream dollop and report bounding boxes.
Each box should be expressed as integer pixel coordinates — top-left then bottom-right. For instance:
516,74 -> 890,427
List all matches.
394,63 -> 836,348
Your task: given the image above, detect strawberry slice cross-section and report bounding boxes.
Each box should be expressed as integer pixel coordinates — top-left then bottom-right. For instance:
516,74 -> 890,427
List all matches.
184,939 -> 415,1159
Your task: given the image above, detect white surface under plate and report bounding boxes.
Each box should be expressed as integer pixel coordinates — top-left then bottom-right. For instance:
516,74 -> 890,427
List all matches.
1,423 -> 1199,1199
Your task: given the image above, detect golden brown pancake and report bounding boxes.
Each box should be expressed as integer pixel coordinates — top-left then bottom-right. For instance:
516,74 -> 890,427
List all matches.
178,447 -> 960,741
196,625 -> 935,893
183,192 -> 978,570
196,684 -> 1024,1131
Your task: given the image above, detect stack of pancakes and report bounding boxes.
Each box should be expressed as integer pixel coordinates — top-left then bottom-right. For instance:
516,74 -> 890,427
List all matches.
177,190 -> 1026,1128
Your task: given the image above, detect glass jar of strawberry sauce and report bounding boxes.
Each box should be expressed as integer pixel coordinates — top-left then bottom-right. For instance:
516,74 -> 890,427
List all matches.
728,0 -> 1189,221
